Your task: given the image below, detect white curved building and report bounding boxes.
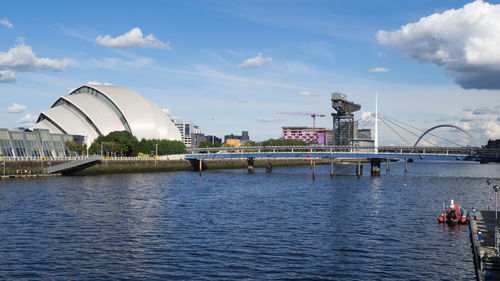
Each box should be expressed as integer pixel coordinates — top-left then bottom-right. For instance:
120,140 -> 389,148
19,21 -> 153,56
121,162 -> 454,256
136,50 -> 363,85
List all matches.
32,84 -> 181,144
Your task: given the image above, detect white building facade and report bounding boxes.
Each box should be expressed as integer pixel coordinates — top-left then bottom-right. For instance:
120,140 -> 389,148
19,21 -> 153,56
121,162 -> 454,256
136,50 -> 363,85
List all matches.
32,84 -> 181,145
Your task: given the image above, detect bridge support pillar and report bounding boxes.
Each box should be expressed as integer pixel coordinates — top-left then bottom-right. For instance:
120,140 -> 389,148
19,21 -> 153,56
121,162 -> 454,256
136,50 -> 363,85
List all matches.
356,161 -> 362,179
248,157 -> 254,174
330,159 -> 334,179
370,158 -> 381,177
312,160 -> 316,181
386,159 -> 390,172
266,162 -> 272,173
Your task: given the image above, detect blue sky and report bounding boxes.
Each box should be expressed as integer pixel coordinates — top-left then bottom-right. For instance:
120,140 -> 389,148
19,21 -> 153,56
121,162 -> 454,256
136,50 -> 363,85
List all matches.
2,0 -> 500,145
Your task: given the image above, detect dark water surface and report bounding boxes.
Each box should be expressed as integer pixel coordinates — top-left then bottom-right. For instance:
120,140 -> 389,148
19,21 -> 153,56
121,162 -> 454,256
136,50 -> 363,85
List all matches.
1,161 -> 499,280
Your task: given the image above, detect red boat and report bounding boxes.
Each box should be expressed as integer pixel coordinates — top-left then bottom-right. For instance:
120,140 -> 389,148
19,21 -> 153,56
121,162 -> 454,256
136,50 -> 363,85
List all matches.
438,200 -> 467,224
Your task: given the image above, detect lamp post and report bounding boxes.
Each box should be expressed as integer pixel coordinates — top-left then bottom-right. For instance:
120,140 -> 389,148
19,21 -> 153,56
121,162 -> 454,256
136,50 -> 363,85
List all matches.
40,139 -> 44,172
86,135 -> 89,157
488,179 -> 493,211
155,143 -> 158,166
494,185 -> 499,220
211,117 -> 215,145
100,142 -> 103,158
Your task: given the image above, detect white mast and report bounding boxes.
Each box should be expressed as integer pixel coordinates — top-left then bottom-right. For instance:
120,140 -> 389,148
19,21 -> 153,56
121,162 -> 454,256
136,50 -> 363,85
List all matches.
374,93 -> 378,153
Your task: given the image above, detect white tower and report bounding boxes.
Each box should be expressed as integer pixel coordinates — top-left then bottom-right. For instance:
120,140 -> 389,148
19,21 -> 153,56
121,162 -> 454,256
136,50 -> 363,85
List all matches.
374,93 -> 378,153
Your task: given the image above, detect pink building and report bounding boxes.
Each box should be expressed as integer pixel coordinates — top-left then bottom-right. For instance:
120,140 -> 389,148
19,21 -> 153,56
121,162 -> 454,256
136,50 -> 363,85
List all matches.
281,127 -> 332,146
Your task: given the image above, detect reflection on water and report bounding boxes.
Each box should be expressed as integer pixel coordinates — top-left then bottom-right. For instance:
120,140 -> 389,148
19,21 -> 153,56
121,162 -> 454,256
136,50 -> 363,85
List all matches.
0,160 -> 499,280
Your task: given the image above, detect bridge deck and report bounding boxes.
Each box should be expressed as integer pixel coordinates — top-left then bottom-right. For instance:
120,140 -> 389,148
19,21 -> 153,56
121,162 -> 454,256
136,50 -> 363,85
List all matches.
185,145 -> 500,162
185,152 -> 471,161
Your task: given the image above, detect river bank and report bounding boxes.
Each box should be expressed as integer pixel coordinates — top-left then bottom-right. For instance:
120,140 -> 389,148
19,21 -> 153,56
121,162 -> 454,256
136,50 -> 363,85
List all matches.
73,158 -> 335,175
0,158 -> 337,176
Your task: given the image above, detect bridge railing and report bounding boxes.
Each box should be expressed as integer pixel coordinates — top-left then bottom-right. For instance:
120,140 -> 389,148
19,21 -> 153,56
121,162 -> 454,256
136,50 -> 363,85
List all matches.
186,145 -> 487,155
43,156 -> 102,174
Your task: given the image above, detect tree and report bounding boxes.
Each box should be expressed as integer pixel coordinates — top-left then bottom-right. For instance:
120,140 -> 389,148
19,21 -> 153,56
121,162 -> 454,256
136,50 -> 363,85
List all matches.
134,138 -> 185,155
200,141 -> 221,148
88,131 -> 185,156
260,138 -> 307,146
105,131 -> 137,156
65,140 -> 83,156
102,141 -> 121,156
241,141 -> 259,147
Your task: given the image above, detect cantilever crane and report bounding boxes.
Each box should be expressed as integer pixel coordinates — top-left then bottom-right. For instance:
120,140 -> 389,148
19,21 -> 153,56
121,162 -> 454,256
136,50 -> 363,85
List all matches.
277,112 -> 326,129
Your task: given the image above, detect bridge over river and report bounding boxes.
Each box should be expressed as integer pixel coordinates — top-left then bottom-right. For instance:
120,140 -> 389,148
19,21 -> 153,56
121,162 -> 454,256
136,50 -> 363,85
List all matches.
185,145 -> 500,176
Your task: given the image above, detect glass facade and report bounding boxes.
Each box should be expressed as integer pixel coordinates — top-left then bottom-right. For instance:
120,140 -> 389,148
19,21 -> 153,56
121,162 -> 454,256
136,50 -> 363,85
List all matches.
0,128 -> 77,157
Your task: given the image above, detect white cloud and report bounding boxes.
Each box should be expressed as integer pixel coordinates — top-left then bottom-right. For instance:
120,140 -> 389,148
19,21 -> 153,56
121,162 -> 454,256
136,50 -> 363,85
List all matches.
96,27 -> 171,50
87,81 -> 113,86
238,53 -> 272,68
256,117 -> 282,123
7,103 -> 27,113
16,114 -> 37,124
472,106 -> 500,115
297,91 -> 319,96
0,19 -> 13,28
479,120 -> 500,139
369,67 -> 391,73
161,108 -> 181,120
456,106 -> 500,142
0,70 -> 16,82
376,0 -> 500,89
161,108 -> 172,116
0,42 -> 69,72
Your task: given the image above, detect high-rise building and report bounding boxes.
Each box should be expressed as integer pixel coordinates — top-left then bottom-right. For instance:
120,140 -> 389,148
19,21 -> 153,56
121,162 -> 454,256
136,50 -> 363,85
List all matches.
241,131 -> 249,141
224,131 -> 250,143
174,120 -> 195,147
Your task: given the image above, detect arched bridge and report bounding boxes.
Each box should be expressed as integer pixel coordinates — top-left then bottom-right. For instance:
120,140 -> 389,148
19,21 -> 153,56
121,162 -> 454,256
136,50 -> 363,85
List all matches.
413,125 -> 470,146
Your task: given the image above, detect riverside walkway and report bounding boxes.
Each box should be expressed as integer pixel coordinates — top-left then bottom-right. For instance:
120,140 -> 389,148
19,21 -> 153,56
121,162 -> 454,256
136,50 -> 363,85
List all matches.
470,210 -> 500,280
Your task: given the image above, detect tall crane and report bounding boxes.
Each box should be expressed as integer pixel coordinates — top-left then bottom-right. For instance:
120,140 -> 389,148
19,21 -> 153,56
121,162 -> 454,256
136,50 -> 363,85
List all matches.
277,112 -> 326,129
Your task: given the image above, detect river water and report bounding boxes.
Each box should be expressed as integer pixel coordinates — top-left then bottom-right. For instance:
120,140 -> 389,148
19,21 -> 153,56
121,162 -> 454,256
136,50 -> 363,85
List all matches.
0,160 -> 499,280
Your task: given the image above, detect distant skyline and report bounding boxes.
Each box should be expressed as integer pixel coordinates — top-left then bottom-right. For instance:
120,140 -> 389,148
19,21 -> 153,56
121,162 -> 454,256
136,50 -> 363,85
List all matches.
1,0 -> 500,145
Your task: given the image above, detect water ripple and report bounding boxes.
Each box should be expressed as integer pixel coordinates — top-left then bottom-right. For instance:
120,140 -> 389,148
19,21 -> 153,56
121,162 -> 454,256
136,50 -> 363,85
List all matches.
0,161 -> 497,279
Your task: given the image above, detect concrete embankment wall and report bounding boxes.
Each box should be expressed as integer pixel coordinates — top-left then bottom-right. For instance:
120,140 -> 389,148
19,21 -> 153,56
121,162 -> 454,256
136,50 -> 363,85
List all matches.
75,158 -> 334,175
0,158 -> 335,176
0,159 -> 68,175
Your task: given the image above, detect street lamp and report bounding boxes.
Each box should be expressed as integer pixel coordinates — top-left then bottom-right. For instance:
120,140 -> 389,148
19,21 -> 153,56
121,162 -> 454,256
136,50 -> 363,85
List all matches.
86,135 -> 89,157
155,143 -> 158,157
494,185 -> 499,220
211,117 -> 215,145
100,142 -> 103,158
488,179 -> 493,211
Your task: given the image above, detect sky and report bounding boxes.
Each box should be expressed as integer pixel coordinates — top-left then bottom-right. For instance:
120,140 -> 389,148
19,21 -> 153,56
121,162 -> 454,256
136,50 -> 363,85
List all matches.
1,0 -> 500,145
